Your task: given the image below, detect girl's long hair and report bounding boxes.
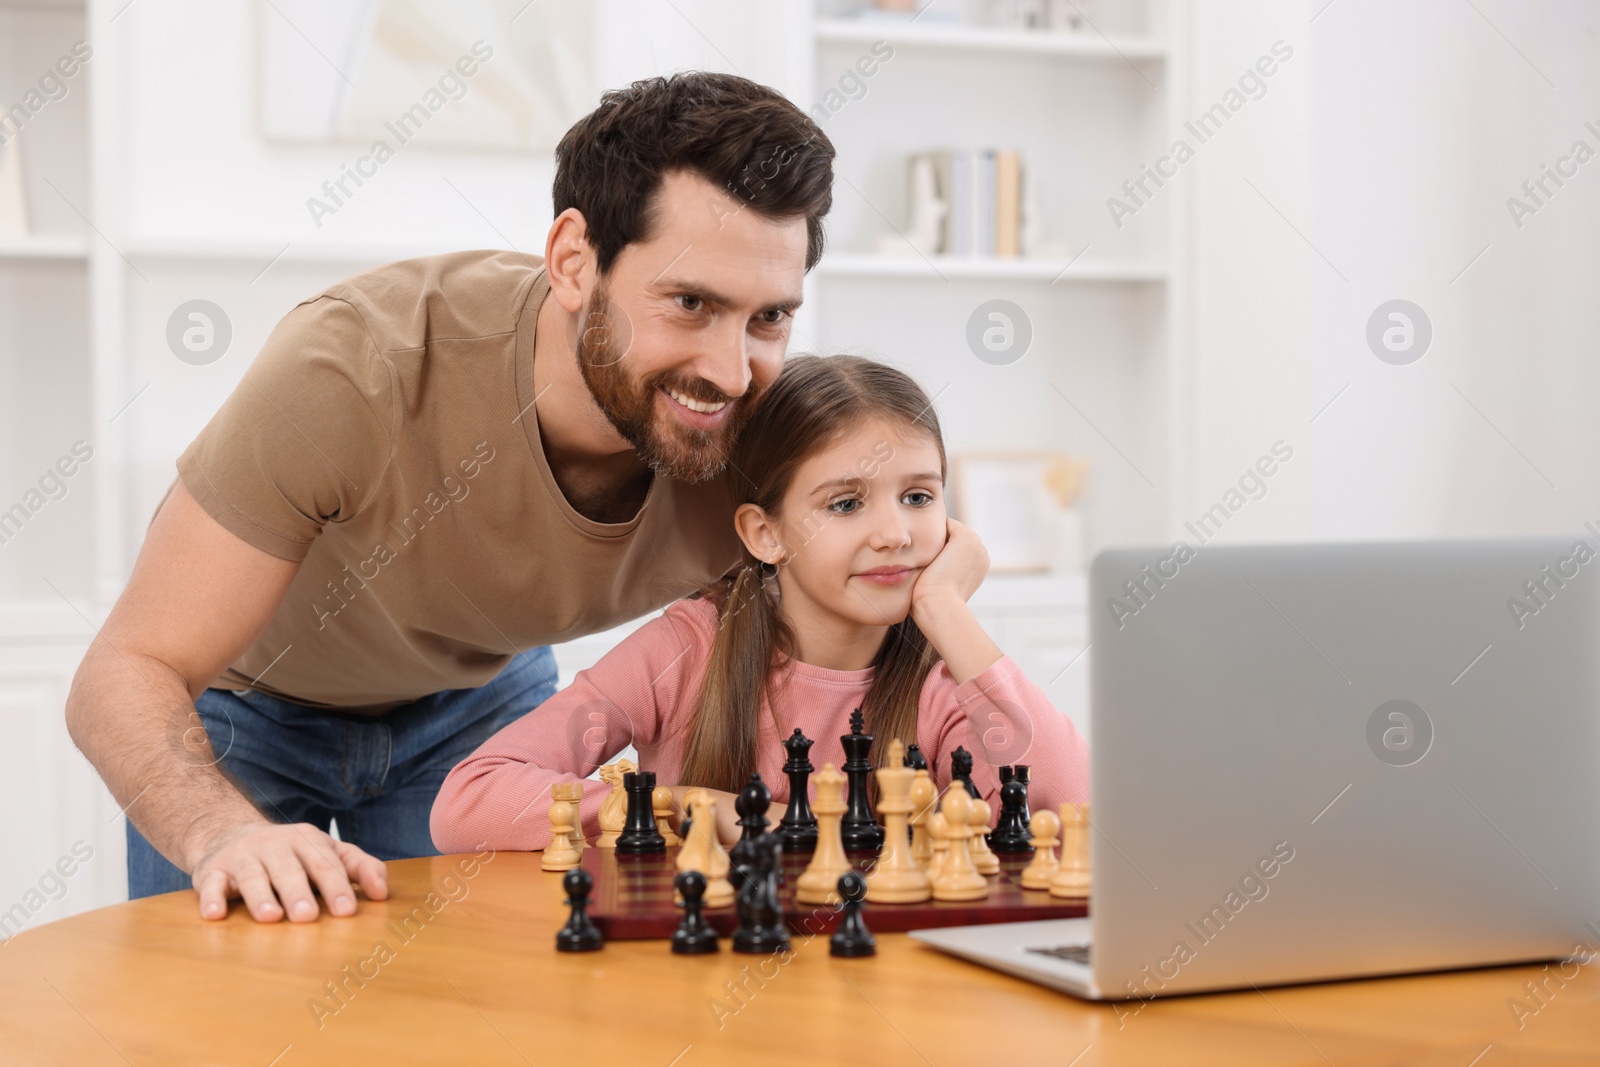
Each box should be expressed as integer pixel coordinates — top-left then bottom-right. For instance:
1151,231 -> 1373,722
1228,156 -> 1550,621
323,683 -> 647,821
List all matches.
677,355 -> 947,793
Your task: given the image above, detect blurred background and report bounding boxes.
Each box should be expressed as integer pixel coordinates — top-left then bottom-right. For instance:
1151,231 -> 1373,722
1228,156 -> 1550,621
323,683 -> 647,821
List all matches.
1,0 -> 1596,923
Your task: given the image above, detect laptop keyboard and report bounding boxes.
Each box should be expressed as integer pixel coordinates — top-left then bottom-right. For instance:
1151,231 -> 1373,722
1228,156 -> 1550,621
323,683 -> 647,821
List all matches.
1026,944 -> 1092,965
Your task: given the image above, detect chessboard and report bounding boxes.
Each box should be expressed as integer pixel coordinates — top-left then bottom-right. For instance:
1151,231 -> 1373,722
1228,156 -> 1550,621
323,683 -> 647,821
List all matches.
581,845 -> 1088,940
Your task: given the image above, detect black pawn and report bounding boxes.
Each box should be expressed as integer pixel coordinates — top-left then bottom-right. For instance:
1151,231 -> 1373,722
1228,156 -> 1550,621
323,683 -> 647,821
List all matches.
736,772 -> 772,846
729,772 -> 772,890
555,868 -> 603,953
671,870 -> 719,955
839,708 -> 885,852
615,770 -> 667,855
777,729 -> 819,854
829,871 -> 876,958
950,745 -> 981,800
988,776 -> 1033,855
903,743 -> 929,771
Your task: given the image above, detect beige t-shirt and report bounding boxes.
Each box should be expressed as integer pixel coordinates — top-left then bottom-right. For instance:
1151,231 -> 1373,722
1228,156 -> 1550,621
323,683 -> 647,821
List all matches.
176,250 -> 742,711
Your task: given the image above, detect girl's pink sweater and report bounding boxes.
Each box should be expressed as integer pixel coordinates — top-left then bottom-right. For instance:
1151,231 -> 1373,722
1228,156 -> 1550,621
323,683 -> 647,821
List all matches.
431,597 -> 1089,852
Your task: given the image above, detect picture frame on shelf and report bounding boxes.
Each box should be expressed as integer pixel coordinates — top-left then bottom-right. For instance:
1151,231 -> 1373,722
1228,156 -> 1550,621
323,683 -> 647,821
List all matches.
0,133 -> 29,239
951,451 -> 1058,573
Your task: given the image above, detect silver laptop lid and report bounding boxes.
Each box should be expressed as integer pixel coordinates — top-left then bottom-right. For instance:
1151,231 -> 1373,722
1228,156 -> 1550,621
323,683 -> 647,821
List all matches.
1089,538 -> 1600,998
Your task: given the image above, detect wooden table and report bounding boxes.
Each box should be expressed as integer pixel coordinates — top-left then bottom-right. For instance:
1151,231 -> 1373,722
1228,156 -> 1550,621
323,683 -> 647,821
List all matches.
2,851 -> 1597,1066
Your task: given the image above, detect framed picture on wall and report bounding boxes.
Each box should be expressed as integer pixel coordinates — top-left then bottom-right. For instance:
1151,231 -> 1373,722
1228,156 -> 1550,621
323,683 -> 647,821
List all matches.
257,0 -> 599,151
951,451 -> 1057,573
0,133 -> 28,238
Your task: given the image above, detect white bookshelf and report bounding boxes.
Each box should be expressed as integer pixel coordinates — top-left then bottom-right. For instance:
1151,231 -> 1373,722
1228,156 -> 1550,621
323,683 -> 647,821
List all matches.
0,0 -> 127,930
0,233 -> 89,259
814,17 -> 1166,61
783,0 -> 1190,745
122,237 -> 475,266
819,250 -> 1166,282
794,0 -> 1189,559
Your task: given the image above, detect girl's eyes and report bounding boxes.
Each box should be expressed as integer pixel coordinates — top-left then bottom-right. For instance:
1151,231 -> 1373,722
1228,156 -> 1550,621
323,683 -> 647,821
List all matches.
827,491 -> 935,514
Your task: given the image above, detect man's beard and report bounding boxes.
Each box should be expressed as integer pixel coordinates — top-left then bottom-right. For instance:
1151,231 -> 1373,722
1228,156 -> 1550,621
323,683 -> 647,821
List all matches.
576,279 -> 759,483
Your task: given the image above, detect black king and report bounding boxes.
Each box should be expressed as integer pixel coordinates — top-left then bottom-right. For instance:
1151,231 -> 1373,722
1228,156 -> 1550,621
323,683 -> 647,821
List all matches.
839,708 -> 885,852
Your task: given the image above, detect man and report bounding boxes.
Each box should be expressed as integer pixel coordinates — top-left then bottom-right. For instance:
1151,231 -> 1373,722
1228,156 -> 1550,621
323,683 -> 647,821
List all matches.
64,72 -> 834,923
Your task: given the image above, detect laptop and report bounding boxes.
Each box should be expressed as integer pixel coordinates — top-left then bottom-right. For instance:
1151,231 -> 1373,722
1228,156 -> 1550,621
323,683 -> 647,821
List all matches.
912,538 -> 1600,999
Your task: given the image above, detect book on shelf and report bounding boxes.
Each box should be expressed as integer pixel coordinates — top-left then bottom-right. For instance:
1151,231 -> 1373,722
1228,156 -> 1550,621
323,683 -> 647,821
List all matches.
898,147 -> 1025,259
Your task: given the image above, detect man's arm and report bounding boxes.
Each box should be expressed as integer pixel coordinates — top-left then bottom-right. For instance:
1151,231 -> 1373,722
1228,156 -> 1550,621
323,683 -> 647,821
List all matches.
65,480 -> 388,921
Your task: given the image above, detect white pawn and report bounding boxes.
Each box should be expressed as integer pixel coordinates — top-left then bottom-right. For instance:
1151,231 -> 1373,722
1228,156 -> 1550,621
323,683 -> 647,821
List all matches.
541,796 -> 581,871
1020,808 -> 1061,890
967,793 -> 1001,876
909,766 -> 938,871
1050,802 -> 1092,899
653,785 -> 681,846
931,787 -> 988,901
928,811 -> 951,882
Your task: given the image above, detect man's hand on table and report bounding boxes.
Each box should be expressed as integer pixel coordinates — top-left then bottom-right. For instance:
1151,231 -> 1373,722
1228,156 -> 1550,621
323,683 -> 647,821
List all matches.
189,819 -> 389,922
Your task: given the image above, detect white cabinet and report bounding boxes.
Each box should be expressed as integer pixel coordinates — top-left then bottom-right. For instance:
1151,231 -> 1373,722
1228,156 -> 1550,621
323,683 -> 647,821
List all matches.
0,604 -> 122,932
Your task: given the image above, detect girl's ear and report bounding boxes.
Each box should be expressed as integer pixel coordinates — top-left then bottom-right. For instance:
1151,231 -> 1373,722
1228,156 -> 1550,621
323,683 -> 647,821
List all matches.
735,503 -> 785,564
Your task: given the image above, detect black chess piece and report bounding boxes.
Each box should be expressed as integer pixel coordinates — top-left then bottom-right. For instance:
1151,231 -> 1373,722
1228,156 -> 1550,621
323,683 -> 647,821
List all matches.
950,745 -> 981,800
671,870 -> 720,955
987,776 -> 1034,855
729,772 -> 772,890
615,770 -> 667,855
839,708 -> 885,852
736,772 -> 772,846
903,742 -> 929,771
777,729 -> 819,854
1012,764 -> 1032,824
732,832 -> 791,954
555,868 -> 604,953
829,871 -> 876,958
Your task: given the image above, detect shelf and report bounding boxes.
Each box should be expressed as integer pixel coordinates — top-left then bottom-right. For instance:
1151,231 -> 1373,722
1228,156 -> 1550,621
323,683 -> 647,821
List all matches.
818,252 -> 1165,283
815,17 -> 1165,61
123,238 -> 462,264
123,237 -> 494,266
0,234 -> 90,261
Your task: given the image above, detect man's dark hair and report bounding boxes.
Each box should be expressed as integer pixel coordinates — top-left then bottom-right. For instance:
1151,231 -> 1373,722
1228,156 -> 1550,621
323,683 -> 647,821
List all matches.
553,71 -> 835,274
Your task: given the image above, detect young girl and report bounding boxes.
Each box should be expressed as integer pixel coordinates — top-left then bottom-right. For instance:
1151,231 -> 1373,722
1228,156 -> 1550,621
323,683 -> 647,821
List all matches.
430,355 -> 1089,850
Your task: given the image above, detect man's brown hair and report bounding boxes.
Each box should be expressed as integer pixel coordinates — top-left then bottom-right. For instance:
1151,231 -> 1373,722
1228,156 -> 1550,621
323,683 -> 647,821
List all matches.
553,71 -> 835,274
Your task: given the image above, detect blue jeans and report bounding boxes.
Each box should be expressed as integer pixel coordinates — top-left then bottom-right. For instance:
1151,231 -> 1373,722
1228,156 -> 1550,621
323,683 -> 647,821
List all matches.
126,645 -> 559,899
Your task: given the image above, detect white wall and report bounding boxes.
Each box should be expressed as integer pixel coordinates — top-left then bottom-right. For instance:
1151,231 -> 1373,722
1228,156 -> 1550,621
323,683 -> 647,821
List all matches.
1306,0 -> 1600,542
1167,0 -> 1312,543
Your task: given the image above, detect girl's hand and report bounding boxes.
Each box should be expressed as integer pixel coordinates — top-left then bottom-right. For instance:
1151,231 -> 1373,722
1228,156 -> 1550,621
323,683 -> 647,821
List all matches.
666,785 -> 740,846
911,518 -> 990,619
